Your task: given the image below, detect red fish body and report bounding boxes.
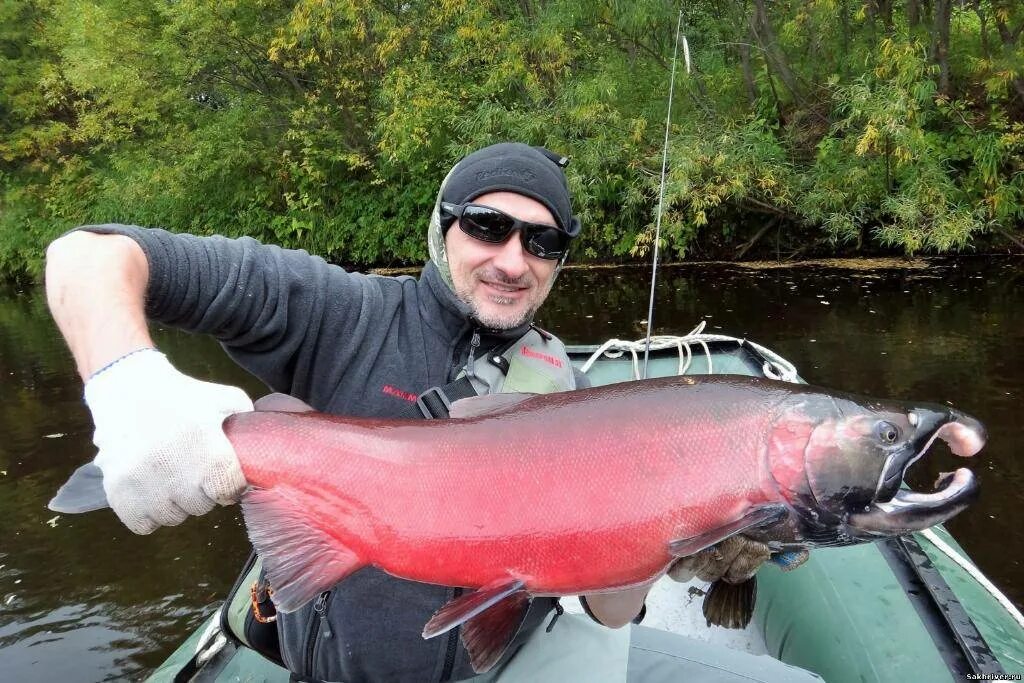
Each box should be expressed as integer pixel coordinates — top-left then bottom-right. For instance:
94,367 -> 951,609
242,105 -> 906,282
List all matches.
49,374 -> 985,673
230,377 -> 781,597
224,375 -> 983,672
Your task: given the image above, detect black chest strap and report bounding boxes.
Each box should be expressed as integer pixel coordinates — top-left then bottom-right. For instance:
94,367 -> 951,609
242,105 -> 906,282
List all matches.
416,337 -> 517,419
416,376 -> 477,419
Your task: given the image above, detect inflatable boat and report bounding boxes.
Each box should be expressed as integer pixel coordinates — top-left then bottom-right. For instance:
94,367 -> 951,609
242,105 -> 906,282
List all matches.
147,333 -> 1024,682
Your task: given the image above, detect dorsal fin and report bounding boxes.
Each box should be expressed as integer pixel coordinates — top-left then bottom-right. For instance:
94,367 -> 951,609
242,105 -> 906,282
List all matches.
254,393 -> 315,413
449,393 -> 537,419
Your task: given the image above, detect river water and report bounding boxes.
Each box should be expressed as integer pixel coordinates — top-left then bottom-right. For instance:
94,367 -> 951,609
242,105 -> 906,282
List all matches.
0,257 -> 1020,681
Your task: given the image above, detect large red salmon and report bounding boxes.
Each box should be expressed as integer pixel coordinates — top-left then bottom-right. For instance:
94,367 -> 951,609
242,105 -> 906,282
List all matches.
50,375 -> 985,673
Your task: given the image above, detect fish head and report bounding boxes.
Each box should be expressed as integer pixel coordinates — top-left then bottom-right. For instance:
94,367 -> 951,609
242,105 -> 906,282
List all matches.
768,390 -> 985,544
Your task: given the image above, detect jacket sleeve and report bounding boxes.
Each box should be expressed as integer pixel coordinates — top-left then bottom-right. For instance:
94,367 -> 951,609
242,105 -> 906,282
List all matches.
73,224 -> 392,399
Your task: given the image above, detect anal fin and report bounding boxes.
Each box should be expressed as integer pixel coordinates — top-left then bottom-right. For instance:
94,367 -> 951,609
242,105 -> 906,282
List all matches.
462,592 -> 532,673
669,505 -> 787,557
241,487 -> 364,612
703,577 -> 757,629
422,576 -> 530,674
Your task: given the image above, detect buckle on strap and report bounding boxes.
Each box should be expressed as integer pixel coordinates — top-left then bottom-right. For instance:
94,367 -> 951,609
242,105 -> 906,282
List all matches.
416,386 -> 452,419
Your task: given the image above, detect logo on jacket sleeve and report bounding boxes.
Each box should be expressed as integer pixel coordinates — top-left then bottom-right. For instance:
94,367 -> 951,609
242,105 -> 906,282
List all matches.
519,346 -> 563,368
382,384 -> 419,403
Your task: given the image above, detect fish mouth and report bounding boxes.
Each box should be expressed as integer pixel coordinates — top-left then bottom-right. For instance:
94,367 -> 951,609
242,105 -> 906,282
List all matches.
848,468 -> 979,536
849,409 -> 985,537
873,409 -> 986,504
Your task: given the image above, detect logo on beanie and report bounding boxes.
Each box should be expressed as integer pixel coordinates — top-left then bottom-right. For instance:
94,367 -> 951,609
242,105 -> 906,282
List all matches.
476,166 -> 536,183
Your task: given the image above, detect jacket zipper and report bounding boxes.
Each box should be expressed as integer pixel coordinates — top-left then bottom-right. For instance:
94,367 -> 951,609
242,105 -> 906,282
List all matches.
464,330 -> 481,379
438,328 -> 477,679
439,587 -> 463,681
304,590 -> 333,676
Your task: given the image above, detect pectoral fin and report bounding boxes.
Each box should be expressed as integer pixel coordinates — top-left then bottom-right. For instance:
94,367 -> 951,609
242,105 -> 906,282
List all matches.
253,393 -> 315,412
770,549 -> 810,572
422,576 -> 530,674
668,505 -> 787,557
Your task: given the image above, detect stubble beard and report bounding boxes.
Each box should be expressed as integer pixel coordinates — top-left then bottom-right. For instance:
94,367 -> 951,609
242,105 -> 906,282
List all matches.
454,268 -> 553,330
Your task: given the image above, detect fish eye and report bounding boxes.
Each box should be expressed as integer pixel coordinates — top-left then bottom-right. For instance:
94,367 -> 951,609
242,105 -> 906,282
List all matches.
876,421 -> 900,444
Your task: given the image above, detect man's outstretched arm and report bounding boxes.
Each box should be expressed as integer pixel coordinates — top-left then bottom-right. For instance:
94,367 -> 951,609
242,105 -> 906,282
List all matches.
45,230 -> 253,534
46,231 -> 153,380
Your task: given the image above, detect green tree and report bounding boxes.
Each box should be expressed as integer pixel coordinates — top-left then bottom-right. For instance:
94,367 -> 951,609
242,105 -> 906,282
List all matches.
1,0 -> 1022,279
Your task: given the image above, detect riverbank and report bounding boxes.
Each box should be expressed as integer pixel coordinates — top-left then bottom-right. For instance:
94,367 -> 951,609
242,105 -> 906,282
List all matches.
369,255 -> 948,276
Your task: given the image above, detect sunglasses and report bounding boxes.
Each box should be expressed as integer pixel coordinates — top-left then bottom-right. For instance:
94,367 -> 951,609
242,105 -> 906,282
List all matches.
440,202 -> 573,260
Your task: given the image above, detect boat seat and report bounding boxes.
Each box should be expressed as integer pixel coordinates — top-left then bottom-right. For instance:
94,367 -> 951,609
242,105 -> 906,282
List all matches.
627,625 -> 823,682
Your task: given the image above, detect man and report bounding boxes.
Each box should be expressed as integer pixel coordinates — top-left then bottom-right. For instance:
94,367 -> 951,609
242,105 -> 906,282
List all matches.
45,143 -> 809,682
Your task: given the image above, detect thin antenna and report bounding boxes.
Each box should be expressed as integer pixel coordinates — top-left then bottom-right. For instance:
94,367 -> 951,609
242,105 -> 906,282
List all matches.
642,8 -> 685,379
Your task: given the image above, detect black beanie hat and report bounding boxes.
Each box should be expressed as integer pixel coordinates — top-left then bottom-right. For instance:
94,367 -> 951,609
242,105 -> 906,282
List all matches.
440,142 -> 581,237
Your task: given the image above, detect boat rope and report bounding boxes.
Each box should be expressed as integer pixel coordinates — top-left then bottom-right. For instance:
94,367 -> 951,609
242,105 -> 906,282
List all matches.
642,7 -> 686,379
919,528 -> 1024,630
581,321 -> 799,383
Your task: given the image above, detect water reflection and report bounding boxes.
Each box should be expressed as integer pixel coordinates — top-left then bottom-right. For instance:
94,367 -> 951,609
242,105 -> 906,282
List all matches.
0,287 -> 262,679
0,257 -> 1021,679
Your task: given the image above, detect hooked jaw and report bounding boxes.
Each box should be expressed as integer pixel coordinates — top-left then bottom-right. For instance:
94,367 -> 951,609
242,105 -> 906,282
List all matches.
848,408 -> 985,537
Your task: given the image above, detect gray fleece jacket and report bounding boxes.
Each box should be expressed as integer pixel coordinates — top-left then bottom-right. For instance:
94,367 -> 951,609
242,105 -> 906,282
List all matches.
78,224 -> 576,682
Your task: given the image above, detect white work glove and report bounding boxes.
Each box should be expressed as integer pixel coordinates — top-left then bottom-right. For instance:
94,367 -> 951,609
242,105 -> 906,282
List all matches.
84,348 -> 253,534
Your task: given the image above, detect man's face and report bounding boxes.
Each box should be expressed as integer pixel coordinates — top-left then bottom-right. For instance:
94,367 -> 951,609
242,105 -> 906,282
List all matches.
445,191 -> 560,330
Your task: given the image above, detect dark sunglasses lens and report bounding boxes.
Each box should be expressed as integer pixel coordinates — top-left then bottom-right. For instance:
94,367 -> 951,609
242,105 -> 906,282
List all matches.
460,206 -> 514,242
457,204 -> 570,259
525,227 -> 570,259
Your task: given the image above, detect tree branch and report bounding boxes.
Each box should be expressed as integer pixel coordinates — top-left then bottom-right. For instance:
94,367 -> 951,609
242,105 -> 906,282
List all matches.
596,18 -> 670,70
734,216 -> 779,259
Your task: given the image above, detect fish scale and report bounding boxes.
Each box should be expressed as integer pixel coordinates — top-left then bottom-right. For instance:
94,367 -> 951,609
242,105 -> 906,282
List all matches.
229,379 -> 782,595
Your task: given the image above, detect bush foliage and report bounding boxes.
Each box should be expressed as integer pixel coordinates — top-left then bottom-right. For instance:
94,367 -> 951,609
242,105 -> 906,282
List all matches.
2,0 -> 1022,278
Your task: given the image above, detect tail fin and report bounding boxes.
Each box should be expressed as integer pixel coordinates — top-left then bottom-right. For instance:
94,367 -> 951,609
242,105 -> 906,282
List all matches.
48,462 -> 108,513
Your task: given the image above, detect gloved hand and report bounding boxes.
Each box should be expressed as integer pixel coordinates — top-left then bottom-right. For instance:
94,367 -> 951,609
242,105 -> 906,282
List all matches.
84,348 -> 253,534
668,535 -> 773,584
